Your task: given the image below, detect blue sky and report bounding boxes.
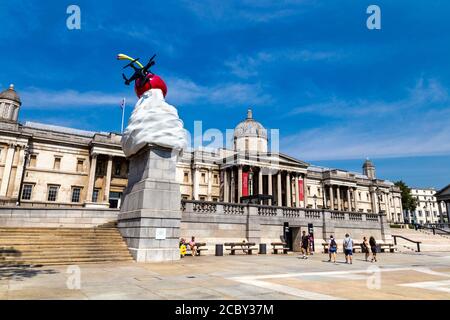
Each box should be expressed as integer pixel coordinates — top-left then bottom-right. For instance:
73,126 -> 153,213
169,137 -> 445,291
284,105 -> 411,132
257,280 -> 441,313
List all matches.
1,1 -> 449,189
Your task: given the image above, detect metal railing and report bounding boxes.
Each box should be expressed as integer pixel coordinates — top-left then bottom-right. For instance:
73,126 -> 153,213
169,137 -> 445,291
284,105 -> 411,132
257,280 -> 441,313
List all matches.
392,234 -> 421,252
416,224 -> 450,236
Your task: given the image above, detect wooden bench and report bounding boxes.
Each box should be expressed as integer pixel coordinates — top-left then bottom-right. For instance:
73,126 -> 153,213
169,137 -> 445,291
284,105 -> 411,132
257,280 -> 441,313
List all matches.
224,242 -> 257,255
379,243 -> 395,253
270,242 -> 289,254
186,242 -> 208,256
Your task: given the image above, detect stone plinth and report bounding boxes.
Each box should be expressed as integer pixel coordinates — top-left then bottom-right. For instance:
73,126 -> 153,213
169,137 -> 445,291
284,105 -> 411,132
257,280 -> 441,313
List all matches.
118,145 -> 181,262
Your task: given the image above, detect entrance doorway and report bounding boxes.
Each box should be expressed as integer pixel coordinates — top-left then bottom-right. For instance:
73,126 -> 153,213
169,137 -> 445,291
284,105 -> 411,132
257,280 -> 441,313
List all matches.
284,226 -> 301,251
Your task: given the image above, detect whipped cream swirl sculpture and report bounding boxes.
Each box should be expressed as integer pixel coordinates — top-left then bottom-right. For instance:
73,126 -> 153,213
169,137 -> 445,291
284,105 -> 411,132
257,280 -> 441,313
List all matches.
117,53 -> 188,157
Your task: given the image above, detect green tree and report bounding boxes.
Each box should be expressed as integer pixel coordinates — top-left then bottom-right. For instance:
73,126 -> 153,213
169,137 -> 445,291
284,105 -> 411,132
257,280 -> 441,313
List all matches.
394,180 -> 418,212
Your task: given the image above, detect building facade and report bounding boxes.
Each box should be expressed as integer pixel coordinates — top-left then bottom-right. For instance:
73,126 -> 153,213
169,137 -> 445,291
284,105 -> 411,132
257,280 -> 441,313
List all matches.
404,187 -> 448,225
0,85 -> 403,222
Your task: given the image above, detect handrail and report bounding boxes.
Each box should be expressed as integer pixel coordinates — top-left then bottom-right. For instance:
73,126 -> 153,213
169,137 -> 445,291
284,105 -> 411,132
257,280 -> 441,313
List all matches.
392,234 -> 421,252
416,224 -> 450,235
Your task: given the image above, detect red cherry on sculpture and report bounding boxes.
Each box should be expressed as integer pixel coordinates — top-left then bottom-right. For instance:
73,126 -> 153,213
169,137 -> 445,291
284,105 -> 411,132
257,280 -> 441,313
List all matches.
134,74 -> 168,98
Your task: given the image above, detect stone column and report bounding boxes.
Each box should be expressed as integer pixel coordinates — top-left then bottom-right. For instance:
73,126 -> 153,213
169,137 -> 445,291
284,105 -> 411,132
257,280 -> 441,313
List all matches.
12,146 -> 26,199
323,183 -> 327,209
192,166 -> 199,200
353,188 -> 358,212
438,201 -> 444,224
277,171 -> 282,206
230,168 -> 235,203
104,155 -> 113,204
268,173 -> 273,205
207,169 -> 213,201
238,166 -> 243,203
0,144 -> 16,197
446,201 -> 450,223
118,145 -> 182,262
286,172 -> 291,207
85,153 -> 97,203
303,174 -> 308,208
294,175 -> 300,208
371,190 -> 377,213
329,185 -> 334,210
258,168 -> 263,196
336,186 -> 341,211
346,188 -> 351,211
224,169 -> 229,203
386,193 -> 392,222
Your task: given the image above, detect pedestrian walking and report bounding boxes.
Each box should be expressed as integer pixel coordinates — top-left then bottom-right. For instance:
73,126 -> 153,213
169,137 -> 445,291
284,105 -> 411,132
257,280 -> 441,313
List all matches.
327,235 -> 338,264
300,231 -> 310,259
369,236 -> 378,262
362,236 -> 370,261
343,233 -> 353,264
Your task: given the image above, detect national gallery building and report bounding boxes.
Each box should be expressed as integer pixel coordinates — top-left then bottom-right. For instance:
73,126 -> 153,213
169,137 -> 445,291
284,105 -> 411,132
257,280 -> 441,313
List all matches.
0,85 -> 403,223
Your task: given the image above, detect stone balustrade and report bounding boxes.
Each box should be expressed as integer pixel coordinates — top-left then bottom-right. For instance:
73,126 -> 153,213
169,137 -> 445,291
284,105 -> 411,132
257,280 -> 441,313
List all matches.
181,200 -> 391,245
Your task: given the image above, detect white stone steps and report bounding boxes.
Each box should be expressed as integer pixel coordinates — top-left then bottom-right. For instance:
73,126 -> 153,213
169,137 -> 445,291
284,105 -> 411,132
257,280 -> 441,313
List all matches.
0,226 -> 132,265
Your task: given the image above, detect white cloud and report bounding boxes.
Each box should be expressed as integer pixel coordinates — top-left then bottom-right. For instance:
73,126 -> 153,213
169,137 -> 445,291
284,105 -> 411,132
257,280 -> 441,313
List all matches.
19,76 -> 272,110
282,78 -> 450,160
289,78 -> 449,118
225,49 -> 344,79
167,76 -> 272,106
20,88 -> 134,109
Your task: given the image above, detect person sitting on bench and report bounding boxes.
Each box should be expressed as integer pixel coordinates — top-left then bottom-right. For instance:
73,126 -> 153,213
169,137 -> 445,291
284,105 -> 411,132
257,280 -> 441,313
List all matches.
189,236 -> 197,256
241,239 -> 249,254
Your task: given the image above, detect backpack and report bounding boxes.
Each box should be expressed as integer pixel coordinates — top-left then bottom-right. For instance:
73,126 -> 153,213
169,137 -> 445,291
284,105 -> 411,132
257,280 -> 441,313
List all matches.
330,239 -> 337,248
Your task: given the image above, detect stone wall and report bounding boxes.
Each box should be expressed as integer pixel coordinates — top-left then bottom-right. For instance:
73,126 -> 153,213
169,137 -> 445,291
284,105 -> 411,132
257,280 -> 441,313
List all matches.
0,207 -> 119,228
180,200 -> 391,254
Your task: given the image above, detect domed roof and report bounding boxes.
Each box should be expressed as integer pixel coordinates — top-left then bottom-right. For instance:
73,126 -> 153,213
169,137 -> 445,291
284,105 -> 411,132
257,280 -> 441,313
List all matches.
234,109 -> 267,139
0,84 -> 21,104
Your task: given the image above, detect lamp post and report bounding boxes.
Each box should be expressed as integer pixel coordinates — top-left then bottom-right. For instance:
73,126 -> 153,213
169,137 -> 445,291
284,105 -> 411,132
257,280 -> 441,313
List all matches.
375,187 -> 383,214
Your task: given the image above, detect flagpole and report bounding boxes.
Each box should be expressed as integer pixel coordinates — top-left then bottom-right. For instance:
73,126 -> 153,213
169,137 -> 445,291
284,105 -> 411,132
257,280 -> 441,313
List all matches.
121,98 -> 126,133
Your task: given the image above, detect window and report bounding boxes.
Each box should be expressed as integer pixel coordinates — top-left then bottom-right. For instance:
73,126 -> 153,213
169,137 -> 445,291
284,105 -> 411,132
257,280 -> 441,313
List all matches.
53,157 -> 61,170
92,189 -> 100,202
358,192 -> 361,200
212,197 -> 218,202
199,196 -> 206,201
21,184 -> 33,200
201,172 -> 206,184
76,159 -> 84,172
29,154 -> 37,167
71,187 -> 81,203
114,161 -> 121,176
47,185 -> 59,202
182,195 -> 189,200
318,188 -> 321,197
307,186 -> 311,195
96,160 -> 105,176
213,174 -> 219,185
366,193 -> 369,201
183,172 -> 189,183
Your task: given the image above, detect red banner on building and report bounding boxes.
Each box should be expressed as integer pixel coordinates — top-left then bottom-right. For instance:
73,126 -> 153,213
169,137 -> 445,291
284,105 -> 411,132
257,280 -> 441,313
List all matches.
242,172 -> 249,197
299,179 -> 304,201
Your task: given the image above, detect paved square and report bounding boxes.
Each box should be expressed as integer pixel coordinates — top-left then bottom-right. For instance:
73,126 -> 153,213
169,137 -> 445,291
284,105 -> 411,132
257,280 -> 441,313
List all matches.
2,252 -> 450,300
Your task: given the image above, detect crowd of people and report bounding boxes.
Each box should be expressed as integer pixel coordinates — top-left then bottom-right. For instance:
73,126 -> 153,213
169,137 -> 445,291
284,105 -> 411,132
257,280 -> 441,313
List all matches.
325,234 -> 379,264
180,233 -> 381,263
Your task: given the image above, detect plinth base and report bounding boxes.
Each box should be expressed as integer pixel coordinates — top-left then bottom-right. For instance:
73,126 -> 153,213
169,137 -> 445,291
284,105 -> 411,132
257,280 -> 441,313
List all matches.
118,145 -> 182,263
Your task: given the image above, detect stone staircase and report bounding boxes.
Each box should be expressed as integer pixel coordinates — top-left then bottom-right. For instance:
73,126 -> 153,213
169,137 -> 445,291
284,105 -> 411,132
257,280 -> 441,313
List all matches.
392,228 -> 450,252
0,226 -> 133,266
